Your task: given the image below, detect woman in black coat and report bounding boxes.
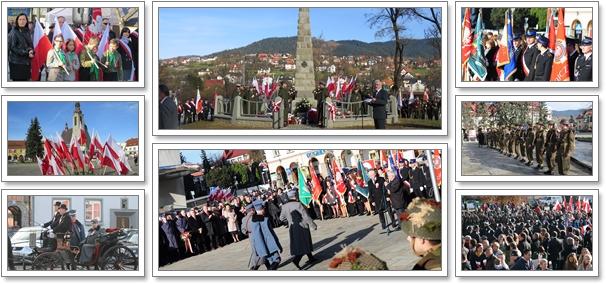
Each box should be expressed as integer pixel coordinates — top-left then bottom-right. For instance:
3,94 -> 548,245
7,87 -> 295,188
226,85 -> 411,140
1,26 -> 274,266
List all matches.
8,13 -> 34,81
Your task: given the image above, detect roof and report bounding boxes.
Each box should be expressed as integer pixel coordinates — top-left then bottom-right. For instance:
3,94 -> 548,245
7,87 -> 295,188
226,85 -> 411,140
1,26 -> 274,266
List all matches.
222,150 -> 251,161
125,138 -> 138,147
7,140 -> 25,148
204,79 -> 225,90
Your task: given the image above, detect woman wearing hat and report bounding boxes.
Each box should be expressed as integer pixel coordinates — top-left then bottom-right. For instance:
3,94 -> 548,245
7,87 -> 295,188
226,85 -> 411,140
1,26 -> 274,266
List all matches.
530,34 -> 553,81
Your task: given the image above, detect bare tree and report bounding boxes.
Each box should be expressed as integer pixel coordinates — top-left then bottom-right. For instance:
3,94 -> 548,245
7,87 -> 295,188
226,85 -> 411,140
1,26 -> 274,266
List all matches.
406,8 -> 442,57
367,8 -> 407,93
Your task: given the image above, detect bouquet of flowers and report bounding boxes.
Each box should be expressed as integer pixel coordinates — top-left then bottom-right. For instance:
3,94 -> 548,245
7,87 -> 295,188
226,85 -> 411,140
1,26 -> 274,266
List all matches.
328,246 -> 388,270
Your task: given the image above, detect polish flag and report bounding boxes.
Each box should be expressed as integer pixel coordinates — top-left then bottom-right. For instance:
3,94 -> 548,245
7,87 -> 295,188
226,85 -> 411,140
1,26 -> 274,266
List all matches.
31,19 -> 53,81
195,88 -> 203,114
55,133 -> 72,163
55,17 -> 84,54
91,8 -> 103,34
90,130 -> 103,159
37,156 -> 51,175
553,200 -> 562,211
96,24 -> 110,59
48,154 -> 65,176
100,146 -> 121,174
326,76 -> 336,97
70,137 -> 86,171
331,159 -> 347,195
78,127 -> 87,146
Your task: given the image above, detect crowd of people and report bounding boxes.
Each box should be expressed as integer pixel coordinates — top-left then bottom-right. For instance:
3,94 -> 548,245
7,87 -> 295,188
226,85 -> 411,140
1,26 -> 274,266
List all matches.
470,118 -> 577,175
471,28 -> 592,82
461,198 -> 593,271
159,78 -> 441,130
7,13 -> 138,82
159,156 -> 442,270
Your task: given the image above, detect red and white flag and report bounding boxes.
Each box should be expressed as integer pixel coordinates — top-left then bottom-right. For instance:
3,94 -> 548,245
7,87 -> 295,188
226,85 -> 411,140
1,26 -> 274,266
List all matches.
70,137 -> 86,171
331,159 -> 347,196
118,36 -> 135,80
31,19 -> 53,81
96,24 -> 110,59
195,88 -> 203,114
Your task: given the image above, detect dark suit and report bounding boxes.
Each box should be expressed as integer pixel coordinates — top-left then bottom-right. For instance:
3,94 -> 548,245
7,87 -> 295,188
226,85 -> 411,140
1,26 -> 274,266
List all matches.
522,44 -> 539,80
367,176 -> 394,230
574,53 -> 592,81
567,50 -> 579,81
367,88 -> 388,129
513,46 -> 525,81
531,50 -> 553,81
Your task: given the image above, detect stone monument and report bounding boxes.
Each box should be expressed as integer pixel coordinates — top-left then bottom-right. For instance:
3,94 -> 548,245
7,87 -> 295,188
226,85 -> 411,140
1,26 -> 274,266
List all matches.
294,8 -> 316,106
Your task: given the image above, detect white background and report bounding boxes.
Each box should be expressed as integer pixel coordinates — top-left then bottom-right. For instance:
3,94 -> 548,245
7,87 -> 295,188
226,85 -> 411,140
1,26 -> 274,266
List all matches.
0,0 -> 603,282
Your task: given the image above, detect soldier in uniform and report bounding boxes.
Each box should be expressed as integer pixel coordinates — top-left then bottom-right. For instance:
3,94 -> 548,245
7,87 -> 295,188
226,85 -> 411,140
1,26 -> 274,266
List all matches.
400,198 -> 441,270
313,81 -> 328,127
530,35 -> 553,81
574,37 -> 593,81
277,81 -> 293,127
544,121 -> 558,175
518,127 -> 527,163
534,122 -> 546,170
556,119 -> 576,175
508,126 -> 515,157
525,122 -> 535,166
522,29 -> 539,81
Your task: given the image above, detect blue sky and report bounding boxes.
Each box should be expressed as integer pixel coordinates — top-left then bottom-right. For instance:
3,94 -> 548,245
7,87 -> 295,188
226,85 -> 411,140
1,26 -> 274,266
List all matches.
181,150 -> 223,164
7,101 -> 139,142
546,102 -> 592,111
159,7 -> 438,59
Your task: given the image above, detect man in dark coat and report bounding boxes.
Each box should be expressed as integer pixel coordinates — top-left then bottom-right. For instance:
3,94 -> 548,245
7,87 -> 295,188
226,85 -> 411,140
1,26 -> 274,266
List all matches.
68,210 -> 85,247
279,190 -> 318,269
410,159 -> 428,199
385,169 -> 405,230
43,201 -> 62,228
52,204 -> 71,245
566,38 -> 579,81
366,80 -> 388,129
368,169 -> 393,234
574,37 -> 592,81
313,81 -> 328,127
199,204 -> 217,250
512,34 -> 526,81
161,214 -> 180,264
511,249 -> 532,270
159,84 -> 179,129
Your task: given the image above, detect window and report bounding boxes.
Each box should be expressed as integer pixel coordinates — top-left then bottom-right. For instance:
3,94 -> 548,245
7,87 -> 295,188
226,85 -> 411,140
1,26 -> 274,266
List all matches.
85,199 -> 102,223
52,198 -> 71,215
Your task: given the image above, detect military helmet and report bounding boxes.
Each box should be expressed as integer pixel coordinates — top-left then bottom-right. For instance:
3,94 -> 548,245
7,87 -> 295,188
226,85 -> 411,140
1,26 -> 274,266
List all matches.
400,198 -> 441,240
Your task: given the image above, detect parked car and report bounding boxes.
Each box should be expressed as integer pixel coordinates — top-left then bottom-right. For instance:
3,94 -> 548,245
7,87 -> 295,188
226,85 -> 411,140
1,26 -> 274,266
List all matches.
10,227 -> 43,263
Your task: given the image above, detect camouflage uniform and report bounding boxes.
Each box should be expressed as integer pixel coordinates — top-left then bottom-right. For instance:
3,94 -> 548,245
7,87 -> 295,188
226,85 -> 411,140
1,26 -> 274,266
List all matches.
544,121 -> 558,175
556,119 -> 576,175
400,198 -> 441,271
525,124 -> 535,166
534,123 -> 546,169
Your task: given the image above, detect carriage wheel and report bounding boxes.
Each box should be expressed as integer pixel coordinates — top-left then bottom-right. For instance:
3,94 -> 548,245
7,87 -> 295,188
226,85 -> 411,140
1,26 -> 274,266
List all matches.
99,245 -> 138,270
32,252 -> 63,270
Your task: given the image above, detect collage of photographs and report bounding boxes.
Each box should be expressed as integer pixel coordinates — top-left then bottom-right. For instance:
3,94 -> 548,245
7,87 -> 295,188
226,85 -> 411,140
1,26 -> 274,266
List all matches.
0,0 -> 600,282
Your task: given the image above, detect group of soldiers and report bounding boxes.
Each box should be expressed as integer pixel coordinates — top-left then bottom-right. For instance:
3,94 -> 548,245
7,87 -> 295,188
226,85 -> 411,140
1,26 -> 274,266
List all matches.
480,118 -> 576,175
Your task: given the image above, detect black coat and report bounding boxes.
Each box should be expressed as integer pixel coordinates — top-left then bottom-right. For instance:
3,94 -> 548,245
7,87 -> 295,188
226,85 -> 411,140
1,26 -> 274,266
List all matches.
368,176 -> 388,212
574,53 -> 592,81
53,213 -> 71,234
368,89 -> 388,119
548,238 -> 563,261
161,220 -> 180,249
568,50 -> 579,81
410,167 -> 427,196
43,212 -> 61,228
531,50 -> 553,81
522,44 -> 540,80
7,26 -> 33,65
386,178 -> 405,210
198,212 -> 215,236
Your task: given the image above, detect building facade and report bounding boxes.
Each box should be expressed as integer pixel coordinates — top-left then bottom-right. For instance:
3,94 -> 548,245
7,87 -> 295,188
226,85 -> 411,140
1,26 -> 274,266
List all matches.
32,195 -> 138,232
7,140 -> 26,162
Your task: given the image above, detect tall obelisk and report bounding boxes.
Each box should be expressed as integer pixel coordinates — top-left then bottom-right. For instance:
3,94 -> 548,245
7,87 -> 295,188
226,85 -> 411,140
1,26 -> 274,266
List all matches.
294,8 -> 316,105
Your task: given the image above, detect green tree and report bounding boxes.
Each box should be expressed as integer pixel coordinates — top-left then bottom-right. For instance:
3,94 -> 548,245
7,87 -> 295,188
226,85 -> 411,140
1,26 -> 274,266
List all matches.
487,8 -> 540,34
206,165 -> 233,188
25,117 -> 43,162
538,102 -> 550,124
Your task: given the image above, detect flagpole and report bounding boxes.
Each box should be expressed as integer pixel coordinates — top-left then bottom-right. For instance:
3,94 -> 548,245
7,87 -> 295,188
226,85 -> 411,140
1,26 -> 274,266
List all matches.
424,150 -> 440,202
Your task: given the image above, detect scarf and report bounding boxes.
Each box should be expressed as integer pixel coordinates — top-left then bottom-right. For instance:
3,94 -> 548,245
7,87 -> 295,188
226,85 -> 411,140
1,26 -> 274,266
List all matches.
55,48 -> 66,67
107,50 -> 117,69
86,47 -> 99,80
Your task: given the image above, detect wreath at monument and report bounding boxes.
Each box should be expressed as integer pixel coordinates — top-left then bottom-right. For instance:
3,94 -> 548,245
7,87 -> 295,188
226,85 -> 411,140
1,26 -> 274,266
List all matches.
294,98 -> 312,124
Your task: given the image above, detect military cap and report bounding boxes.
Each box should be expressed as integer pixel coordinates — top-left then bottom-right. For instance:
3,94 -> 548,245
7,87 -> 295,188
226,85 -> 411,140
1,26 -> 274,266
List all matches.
559,118 -> 569,125
547,120 -> 555,125
68,210 -> 77,216
565,37 -> 577,45
54,201 -> 62,206
59,204 -> 68,210
513,34 -> 521,40
400,198 -> 441,240
537,34 -> 549,47
580,37 -> 592,46
525,29 -> 537,37
318,81 -> 325,85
